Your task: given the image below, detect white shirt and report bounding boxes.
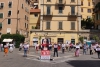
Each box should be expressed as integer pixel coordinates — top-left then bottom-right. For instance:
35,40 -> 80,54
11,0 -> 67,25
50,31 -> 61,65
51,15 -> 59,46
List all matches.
62,44 -> 65,48
76,45 -> 80,49
27,44 -> 29,48
54,45 -> 58,48
1,44 -> 3,47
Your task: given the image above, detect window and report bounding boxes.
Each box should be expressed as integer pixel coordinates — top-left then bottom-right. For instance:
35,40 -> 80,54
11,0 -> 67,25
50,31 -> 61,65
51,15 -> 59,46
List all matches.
8,11 -> 11,16
27,24 -> 28,28
87,9 -> 91,13
81,1 -> 83,5
0,3 -> 4,8
25,23 -> 26,28
34,14 -> 38,17
8,1 -> 12,8
81,8 -> 83,12
47,0 -> 51,2
46,21 -> 50,29
58,22 -> 63,30
47,6 -> 51,15
25,15 -> 26,20
0,13 -> 3,18
71,39 -> 75,44
22,4 -> 23,9
71,6 -> 75,15
57,38 -> 64,44
59,7 -> 63,13
8,19 -> 11,24
71,0 -> 75,2
88,2 -> 90,6
59,0 -> 63,3
7,28 -> 11,34
71,22 -> 75,30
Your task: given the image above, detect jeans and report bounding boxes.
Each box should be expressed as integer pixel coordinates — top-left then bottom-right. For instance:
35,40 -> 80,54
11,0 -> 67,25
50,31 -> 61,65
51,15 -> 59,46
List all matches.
62,48 -> 65,53
24,50 -> 27,57
97,51 -> 100,59
53,48 -> 58,57
1,47 -> 3,52
83,49 -> 86,55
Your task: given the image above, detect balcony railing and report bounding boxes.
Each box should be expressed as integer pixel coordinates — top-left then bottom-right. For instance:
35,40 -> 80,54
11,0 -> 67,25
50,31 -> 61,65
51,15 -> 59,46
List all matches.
56,0 -> 66,5
31,26 -> 40,30
68,12 -> 78,17
43,12 -> 53,16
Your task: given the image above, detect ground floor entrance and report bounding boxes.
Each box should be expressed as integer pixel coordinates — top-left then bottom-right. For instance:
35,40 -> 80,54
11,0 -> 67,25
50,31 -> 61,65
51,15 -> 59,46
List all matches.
29,32 -> 79,46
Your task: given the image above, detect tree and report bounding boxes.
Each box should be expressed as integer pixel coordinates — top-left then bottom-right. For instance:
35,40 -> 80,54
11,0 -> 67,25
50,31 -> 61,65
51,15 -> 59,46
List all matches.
78,36 -> 84,44
1,34 -> 25,48
93,35 -> 100,42
81,18 -> 95,29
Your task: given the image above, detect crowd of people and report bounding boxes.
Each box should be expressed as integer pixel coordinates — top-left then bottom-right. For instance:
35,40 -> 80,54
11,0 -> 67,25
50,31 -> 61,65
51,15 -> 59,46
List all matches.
0,41 -> 100,59
33,42 -> 100,58
0,42 -> 14,57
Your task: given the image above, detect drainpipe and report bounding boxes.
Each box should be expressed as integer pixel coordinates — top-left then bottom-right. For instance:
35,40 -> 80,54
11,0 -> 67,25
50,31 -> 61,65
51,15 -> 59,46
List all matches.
16,0 -> 19,34
40,0 -> 43,31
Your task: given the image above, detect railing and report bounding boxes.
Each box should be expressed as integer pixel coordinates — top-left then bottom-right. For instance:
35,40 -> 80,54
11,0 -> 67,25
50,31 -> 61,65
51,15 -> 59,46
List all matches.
44,12 -> 53,15
68,12 -> 78,16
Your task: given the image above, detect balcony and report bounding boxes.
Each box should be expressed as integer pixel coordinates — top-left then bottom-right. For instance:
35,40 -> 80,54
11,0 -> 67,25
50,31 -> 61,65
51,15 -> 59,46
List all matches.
68,12 -> 78,17
55,0 -> 66,6
43,12 -> 53,16
68,12 -> 78,21
30,8 -> 40,13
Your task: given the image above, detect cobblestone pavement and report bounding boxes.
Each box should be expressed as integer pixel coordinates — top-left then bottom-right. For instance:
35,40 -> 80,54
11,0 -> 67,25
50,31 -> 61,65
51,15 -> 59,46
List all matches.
0,48 -> 100,67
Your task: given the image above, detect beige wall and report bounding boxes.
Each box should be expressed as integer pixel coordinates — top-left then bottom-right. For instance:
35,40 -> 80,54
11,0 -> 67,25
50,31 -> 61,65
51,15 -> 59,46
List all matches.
81,0 -> 94,19
41,0 -> 81,31
0,0 -> 29,37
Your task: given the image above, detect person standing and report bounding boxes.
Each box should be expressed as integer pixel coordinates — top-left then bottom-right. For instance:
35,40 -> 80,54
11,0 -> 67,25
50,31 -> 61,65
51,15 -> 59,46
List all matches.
62,43 -> 65,54
53,43 -> 58,57
27,43 -> 30,54
4,43 -> 9,57
23,43 -> 29,57
0,43 -> 3,52
19,43 -> 23,51
96,46 -> 100,59
83,43 -> 87,55
75,43 -> 80,57
9,43 -> 14,53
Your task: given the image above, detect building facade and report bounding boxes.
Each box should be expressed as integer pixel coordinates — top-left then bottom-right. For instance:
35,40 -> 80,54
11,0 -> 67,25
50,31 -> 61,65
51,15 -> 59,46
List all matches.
81,0 -> 94,19
93,0 -> 100,29
29,0 -> 82,46
0,0 -> 30,37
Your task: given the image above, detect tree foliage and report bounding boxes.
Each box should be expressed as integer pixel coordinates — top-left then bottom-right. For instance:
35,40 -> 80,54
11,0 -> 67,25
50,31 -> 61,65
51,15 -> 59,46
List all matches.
81,18 -> 94,29
1,34 -> 25,48
78,36 -> 84,44
93,35 -> 100,42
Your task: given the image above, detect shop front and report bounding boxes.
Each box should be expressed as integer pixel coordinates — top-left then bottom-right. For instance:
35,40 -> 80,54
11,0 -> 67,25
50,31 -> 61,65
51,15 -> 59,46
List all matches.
30,32 -> 79,46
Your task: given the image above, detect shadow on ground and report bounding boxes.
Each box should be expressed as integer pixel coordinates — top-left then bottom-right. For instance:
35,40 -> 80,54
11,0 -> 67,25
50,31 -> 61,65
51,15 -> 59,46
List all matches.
66,60 -> 100,67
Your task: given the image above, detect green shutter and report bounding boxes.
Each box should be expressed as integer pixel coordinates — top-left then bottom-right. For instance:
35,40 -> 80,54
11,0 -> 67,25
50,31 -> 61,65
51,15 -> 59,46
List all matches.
0,23 -> 2,28
0,13 -> 3,18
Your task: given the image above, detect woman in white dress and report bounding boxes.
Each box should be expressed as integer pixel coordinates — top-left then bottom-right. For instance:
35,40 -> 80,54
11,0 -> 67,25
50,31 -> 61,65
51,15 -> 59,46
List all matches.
9,43 -> 14,53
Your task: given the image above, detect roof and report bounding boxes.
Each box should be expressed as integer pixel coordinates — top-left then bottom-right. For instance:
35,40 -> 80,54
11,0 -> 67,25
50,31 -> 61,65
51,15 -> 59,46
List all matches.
30,9 -> 41,13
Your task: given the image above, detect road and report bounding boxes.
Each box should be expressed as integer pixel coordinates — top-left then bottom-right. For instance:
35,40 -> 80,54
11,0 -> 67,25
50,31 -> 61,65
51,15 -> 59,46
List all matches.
0,48 -> 100,67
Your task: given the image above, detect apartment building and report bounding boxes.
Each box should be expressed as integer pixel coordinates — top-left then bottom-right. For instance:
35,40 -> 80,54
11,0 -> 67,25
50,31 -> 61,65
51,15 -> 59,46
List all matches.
81,0 -> 94,19
29,0 -> 81,45
0,0 -> 30,37
93,0 -> 100,29
29,0 -> 41,44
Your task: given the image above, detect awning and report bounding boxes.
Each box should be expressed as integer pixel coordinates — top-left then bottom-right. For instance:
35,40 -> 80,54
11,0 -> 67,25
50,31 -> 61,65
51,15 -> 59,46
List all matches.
3,39 -> 13,42
0,23 -> 2,28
